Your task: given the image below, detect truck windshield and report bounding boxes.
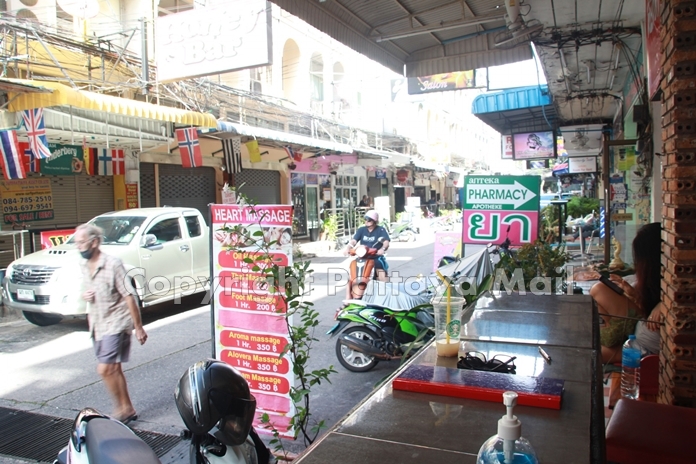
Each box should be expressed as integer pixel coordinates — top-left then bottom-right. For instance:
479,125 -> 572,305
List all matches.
68,216 -> 147,245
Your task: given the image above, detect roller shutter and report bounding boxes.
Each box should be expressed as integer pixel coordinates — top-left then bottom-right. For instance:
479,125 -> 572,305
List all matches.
0,173 -> 113,266
140,163 -> 216,223
234,170 -> 280,205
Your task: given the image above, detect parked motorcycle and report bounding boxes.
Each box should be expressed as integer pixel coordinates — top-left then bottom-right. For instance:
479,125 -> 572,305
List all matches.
346,237 -> 386,300
55,360 -> 271,464
328,280 -> 435,372
381,219 -> 418,242
54,408 -> 161,464
330,249 -> 496,372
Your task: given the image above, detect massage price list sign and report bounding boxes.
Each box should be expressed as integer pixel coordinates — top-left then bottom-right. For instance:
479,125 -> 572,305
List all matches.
210,204 -> 295,438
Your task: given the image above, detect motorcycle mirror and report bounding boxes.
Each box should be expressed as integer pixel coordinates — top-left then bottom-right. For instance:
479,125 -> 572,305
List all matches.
356,245 -> 368,258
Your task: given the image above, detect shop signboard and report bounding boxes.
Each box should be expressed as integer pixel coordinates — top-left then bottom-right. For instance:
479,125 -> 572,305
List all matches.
432,231 -> 461,272
125,183 -> 139,209
0,178 -> 54,224
40,228 -> 76,249
41,143 -> 84,176
462,175 -> 540,246
568,156 -> 597,174
501,135 -> 513,159
210,204 -> 295,437
155,0 -> 272,83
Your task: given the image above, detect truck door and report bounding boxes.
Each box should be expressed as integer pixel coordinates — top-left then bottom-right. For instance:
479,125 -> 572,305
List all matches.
184,213 -> 209,286
138,215 -> 192,302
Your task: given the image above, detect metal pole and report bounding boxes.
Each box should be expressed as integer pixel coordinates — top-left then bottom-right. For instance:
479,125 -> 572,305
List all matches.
140,17 -> 149,95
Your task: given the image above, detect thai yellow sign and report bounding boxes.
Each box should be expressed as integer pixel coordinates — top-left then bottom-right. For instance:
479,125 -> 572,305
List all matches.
0,178 -> 54,224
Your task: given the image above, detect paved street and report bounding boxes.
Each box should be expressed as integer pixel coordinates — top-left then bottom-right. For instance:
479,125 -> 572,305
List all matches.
0,226 -> 471,462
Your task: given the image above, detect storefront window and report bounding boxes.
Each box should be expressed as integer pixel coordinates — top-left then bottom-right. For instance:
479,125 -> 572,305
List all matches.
291,173 -> 306,236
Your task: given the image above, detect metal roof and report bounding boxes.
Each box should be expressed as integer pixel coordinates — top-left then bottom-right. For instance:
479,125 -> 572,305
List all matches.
268,0 -> 533,77
472,85 -> 558,134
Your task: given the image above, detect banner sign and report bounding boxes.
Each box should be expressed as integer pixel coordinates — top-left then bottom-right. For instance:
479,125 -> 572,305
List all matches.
40,228 -> 75,249
407,71 -> 476,94
211,204 -> 294,438
462,175 -> 540,246
41,143 -> 84,176
0,178 -> 54,224
433,232 -> 461,272
155,0 -> 272,83
502,135 -> 513,159
125,183 -> 139,209
568,156 -> 597,174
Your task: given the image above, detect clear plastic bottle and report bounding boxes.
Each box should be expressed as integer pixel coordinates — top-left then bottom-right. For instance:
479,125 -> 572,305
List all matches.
621,334 -> 641,400
477,391 -> 539,464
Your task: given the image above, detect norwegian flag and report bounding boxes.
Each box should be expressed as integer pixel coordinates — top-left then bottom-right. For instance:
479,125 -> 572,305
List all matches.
21,109 -> 51,159
111,149 -> 125,175
176,128 -> 203,168
283,146 -> 302,163
19,141 -> 40,173
0,130 -> 26,179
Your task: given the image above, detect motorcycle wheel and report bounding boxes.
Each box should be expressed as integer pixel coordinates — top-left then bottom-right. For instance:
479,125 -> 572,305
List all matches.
335,326 -> 380,372
404,230 -> 416,242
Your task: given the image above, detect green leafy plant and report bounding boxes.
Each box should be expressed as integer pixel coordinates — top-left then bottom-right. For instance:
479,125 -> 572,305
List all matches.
495,240 -> 570,293
321,214 -> 339,244
566,196 -> 600,218
216,195 -> 336,459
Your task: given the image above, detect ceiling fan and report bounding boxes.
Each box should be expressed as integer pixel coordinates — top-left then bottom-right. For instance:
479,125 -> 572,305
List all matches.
570,130 -> 591,150
494,0 -> 543,49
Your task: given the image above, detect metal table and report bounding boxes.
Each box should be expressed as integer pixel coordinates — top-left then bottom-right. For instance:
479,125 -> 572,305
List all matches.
295,294 -> 604,464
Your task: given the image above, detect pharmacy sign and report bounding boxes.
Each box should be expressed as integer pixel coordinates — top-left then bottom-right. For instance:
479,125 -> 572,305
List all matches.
463,176 -> 540,245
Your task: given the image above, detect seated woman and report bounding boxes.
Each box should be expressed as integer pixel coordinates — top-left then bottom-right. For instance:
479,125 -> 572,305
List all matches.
590,222 -> 662,364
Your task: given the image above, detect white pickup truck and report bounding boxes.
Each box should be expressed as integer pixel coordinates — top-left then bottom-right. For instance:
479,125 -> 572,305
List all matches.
2,207 -> 210,326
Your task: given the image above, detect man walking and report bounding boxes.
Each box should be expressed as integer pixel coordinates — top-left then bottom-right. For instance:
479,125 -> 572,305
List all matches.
77,223 -> 147,424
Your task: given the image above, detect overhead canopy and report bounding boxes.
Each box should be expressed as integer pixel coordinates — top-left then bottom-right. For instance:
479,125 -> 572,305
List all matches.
268,0 -> 533,77
216,121 -> 353,153
3,78 -> 217,128
472,85 -> 558,134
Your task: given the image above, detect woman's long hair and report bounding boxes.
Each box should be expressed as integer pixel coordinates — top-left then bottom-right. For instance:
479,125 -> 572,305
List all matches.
632,222 -> 662,316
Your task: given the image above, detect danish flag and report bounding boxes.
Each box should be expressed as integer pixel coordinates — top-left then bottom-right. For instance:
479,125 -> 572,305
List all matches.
111,149 -> 125,175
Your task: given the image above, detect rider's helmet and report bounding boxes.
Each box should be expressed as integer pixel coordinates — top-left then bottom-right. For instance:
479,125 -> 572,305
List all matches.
175,359 -> 256,446
364,210 -> 379,223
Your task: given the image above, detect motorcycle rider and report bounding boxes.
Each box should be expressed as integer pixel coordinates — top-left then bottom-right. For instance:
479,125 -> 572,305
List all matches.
343,210 -> 390,298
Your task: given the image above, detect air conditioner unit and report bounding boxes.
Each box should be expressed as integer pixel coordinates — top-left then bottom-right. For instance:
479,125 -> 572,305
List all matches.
8,0 -> 57,28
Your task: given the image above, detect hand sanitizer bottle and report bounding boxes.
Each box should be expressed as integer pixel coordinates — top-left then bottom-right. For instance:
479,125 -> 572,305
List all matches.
477,391 -> 539,464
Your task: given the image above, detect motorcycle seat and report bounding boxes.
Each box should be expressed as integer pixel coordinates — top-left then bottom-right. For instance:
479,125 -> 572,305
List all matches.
86,418 -> 161,464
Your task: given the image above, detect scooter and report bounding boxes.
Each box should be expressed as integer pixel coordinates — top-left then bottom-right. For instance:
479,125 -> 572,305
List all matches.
55,361 -> 272,464
54,408 -> 161,464
328,280 -> 435,372
381,219 -> 418,242
346,237 -> 387,300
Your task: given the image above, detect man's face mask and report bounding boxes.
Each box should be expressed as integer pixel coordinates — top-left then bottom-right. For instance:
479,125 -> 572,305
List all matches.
80,248 -> 94,260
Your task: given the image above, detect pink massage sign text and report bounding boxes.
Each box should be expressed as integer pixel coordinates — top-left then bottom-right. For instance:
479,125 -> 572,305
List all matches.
462,175 -> 540,246
210,204 -> 295,437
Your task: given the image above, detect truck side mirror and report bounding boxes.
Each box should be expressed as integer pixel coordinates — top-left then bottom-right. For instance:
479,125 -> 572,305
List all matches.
142,234 -> 159,248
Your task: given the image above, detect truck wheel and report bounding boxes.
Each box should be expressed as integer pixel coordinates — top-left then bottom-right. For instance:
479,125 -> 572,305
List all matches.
335,326 -> 380,372
22,311 -> 62,326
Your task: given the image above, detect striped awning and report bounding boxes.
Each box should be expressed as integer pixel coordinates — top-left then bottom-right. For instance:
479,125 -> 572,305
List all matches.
2,78 -> 217,128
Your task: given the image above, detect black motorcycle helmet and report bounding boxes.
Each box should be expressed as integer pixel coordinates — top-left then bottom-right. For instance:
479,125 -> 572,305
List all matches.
175,359 -> 257,446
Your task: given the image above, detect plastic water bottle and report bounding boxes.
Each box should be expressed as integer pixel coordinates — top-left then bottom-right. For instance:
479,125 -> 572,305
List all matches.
621,334 -> 641,400
477,392 -> 539,464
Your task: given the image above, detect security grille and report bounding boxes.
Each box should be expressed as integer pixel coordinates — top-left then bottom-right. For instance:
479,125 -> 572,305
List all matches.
139,163 -> 216,222
140,162 -> 156,208
234,169 -> 280,204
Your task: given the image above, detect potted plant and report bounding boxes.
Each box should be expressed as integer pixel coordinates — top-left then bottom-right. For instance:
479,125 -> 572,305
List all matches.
495,240 -> 570,294
321,214 -> 339,248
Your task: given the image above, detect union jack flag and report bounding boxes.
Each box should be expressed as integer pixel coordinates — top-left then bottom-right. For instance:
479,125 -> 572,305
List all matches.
22,109 -> 51,159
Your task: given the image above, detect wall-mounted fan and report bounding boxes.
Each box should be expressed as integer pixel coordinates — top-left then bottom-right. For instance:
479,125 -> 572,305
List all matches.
494,0 -> 543,49
571,130 -> 591,150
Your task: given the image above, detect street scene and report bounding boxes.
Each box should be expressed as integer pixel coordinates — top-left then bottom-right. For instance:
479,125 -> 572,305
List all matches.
0,0 -> 691,463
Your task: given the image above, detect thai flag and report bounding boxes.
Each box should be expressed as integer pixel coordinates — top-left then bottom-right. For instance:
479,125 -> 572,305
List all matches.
283,146 -> 302,162
0,130 -> 26,179
21,109 -> 52,159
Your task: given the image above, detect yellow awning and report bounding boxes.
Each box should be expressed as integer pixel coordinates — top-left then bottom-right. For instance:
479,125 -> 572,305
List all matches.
3,78 -> 217,128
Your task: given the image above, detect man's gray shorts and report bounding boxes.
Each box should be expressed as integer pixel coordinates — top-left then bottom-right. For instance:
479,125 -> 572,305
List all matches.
93,332 -> 131,364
